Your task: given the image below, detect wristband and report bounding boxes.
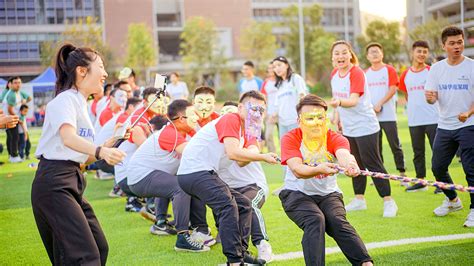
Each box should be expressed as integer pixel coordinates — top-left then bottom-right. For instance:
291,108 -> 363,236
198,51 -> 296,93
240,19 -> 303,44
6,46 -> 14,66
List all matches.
95,146 -> 102,160
338,99 -> 342,107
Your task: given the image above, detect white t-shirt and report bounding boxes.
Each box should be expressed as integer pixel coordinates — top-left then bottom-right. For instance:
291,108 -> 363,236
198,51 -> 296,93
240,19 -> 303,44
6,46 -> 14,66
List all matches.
399,66 -> 439,127
331,66 -> 380,137
127,124 -> 187,185
178,113 -> 255,175
262,79 -> 278,115
275,74 -> 307,126
365,65 -> 399,122
218,160 -> 269,197
93,112 -> 121,145
115,140 -> 137,184
35,89 -> 94,164
238,77 -> 263,94
425,57 -> 474,130
167,81 -> 189,100
281,128 -> 348,196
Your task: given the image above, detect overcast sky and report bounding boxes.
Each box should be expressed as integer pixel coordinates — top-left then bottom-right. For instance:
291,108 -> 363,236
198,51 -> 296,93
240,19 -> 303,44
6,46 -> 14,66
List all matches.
359,0 -> 407,21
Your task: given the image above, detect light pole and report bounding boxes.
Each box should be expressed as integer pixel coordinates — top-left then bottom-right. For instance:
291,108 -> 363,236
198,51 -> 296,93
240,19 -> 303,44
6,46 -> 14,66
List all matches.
461,0 -> 465,32
298,0 -> 306,80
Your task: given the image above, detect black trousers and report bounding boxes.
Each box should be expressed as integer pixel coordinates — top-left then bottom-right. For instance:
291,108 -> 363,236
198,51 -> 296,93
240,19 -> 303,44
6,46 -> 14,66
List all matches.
178,171 -> 252,263
234,184 -> 268,246
431,126 -> 474,209
408,124 -> 437,178
96,160 -> 114,174
31,158 -> 108,265
346,131 -> 391,197
279,190 -> 372,266
379,121 -> 406,172
6,125 -> 19,157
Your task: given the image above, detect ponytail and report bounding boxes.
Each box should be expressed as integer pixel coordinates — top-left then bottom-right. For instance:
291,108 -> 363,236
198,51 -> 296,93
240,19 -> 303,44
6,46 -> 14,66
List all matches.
54,43 -> 100,97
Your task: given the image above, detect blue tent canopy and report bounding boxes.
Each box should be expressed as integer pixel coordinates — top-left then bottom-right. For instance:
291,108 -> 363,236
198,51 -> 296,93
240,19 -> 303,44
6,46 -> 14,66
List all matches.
30,67 -> 56,84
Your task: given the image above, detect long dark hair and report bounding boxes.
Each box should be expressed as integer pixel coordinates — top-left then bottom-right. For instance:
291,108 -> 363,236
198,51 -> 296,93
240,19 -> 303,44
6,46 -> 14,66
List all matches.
54,43 -> 100,96
273,56 -> 294,88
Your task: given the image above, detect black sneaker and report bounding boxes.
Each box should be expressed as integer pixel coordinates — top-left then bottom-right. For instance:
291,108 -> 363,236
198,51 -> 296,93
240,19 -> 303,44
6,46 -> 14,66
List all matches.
174,232 -> 210,252
125,197 -> 143,212
150,220 -> 177,235
405,183 -> 428,192
244,252 -> 266,265
434,187 -> 444,194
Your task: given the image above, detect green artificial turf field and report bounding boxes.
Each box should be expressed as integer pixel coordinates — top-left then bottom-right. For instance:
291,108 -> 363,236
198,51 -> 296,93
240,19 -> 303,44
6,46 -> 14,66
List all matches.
1,109 -> 472,265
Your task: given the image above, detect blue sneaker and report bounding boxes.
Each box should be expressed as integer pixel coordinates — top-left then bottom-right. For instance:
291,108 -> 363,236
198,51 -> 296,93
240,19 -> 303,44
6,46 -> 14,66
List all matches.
175,232 -> 210,252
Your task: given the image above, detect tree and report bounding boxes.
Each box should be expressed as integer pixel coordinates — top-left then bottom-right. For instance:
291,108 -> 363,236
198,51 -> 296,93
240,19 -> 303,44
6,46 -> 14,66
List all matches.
180,16 -> 227,90
409,18 -> 449,59
280,4 -> 337,83
125,23 -> 157,80
357,20 -> 402,67
40,17 -> 113,71
239,20 -> 277,74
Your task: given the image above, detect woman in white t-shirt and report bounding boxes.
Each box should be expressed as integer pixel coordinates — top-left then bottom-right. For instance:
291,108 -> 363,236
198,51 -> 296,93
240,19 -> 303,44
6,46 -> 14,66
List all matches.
328,40 -> 398,218
272,56 -> 307,139
31,44 -> 126,265
167,72 -> 189,100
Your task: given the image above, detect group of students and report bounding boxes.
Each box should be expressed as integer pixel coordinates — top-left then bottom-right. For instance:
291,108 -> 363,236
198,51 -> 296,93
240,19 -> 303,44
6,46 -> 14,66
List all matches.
29,24 -> 473,266
0,76 -> 32,163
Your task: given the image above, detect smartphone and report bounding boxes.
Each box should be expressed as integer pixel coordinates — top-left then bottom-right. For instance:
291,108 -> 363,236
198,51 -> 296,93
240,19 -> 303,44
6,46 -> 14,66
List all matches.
154,74 -> 166,89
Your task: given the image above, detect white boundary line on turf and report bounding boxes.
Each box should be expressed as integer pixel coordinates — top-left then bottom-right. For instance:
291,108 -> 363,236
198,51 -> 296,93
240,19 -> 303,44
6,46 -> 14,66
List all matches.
273,233 -> 474,261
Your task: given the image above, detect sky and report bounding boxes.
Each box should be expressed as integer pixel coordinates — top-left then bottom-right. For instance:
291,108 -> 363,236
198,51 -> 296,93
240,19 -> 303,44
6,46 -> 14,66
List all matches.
359,0 -> 407,21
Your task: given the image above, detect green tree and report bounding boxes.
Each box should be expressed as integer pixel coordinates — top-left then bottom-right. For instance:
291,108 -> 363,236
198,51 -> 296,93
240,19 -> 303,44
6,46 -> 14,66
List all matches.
179,16 -> 227,90
125,23 -> 157,80
409,18 -> 449,59
280,4 -> 337,83
239,20 -> 277,74
357,20 -> 402,67
40,17 -> 113,71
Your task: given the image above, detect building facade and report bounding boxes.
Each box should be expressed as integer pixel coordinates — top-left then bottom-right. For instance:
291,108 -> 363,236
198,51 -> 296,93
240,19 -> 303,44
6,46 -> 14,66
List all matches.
406,0 -> 474,57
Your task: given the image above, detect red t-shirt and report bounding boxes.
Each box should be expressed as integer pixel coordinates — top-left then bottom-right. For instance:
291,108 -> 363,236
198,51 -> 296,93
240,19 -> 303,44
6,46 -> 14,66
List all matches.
215,113 -> 257,147
99,106 -> 115,126
159,124 -> 187,152
281,128 -> 350,165
198,112 -> 220,127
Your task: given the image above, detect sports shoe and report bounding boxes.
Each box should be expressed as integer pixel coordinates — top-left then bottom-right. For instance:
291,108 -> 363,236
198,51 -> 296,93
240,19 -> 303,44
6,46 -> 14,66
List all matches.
434,197 -> 463,217
434,187 -> 444,194
244,252 -> 266,265
95,170 -> 114,180
150,220 -> 177,235
191,229 -> 216,247
383,199 -> 398,218
125,197 -> 143,212
345,198 -> 367,212
256,240 -> 273,263
108,185 -> 124,198
140,205 -> 157,222
175,232 -> 210,252
405,183 -> 428,192
8,156 -> 23,163
463,209 -> 474,227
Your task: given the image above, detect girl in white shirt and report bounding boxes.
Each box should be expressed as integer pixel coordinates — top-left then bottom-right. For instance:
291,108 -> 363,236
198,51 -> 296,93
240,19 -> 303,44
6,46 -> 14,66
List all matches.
329,40 -> 398,218
167,72 -> 189,100
31,43 -> 126,265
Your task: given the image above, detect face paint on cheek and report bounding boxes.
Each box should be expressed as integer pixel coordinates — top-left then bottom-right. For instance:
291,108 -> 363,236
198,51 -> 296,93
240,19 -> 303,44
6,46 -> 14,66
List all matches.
194,94 -> 215,118
244,102 -> 265,141
114,90 -> 127,108
300,110 -> 328,152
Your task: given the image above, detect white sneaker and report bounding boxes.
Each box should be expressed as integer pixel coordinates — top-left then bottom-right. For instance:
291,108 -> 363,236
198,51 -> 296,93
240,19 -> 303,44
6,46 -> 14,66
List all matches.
95,170 -> 114,180
433,197 -> 463,217
383,199 -> 398,218
190,229 -> 216,247
345,198 -> 367,212
256,240 -> 273,263
464,209 -> 474,227
9,156 -> 23,163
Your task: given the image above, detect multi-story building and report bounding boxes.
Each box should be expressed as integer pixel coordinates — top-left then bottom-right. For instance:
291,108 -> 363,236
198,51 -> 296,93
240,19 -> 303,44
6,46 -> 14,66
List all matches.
0,0 -> 103,79
1,0 -> 361,79
406,0 -> 474,57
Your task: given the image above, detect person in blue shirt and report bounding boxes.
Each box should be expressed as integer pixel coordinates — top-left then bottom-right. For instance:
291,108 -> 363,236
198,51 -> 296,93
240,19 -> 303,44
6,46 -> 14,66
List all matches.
238,61 -> 263,95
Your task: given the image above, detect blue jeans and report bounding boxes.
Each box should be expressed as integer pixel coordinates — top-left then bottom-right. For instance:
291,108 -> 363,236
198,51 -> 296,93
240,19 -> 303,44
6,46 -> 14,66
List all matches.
431,126 -> 474,209
18,133 -> 31,159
